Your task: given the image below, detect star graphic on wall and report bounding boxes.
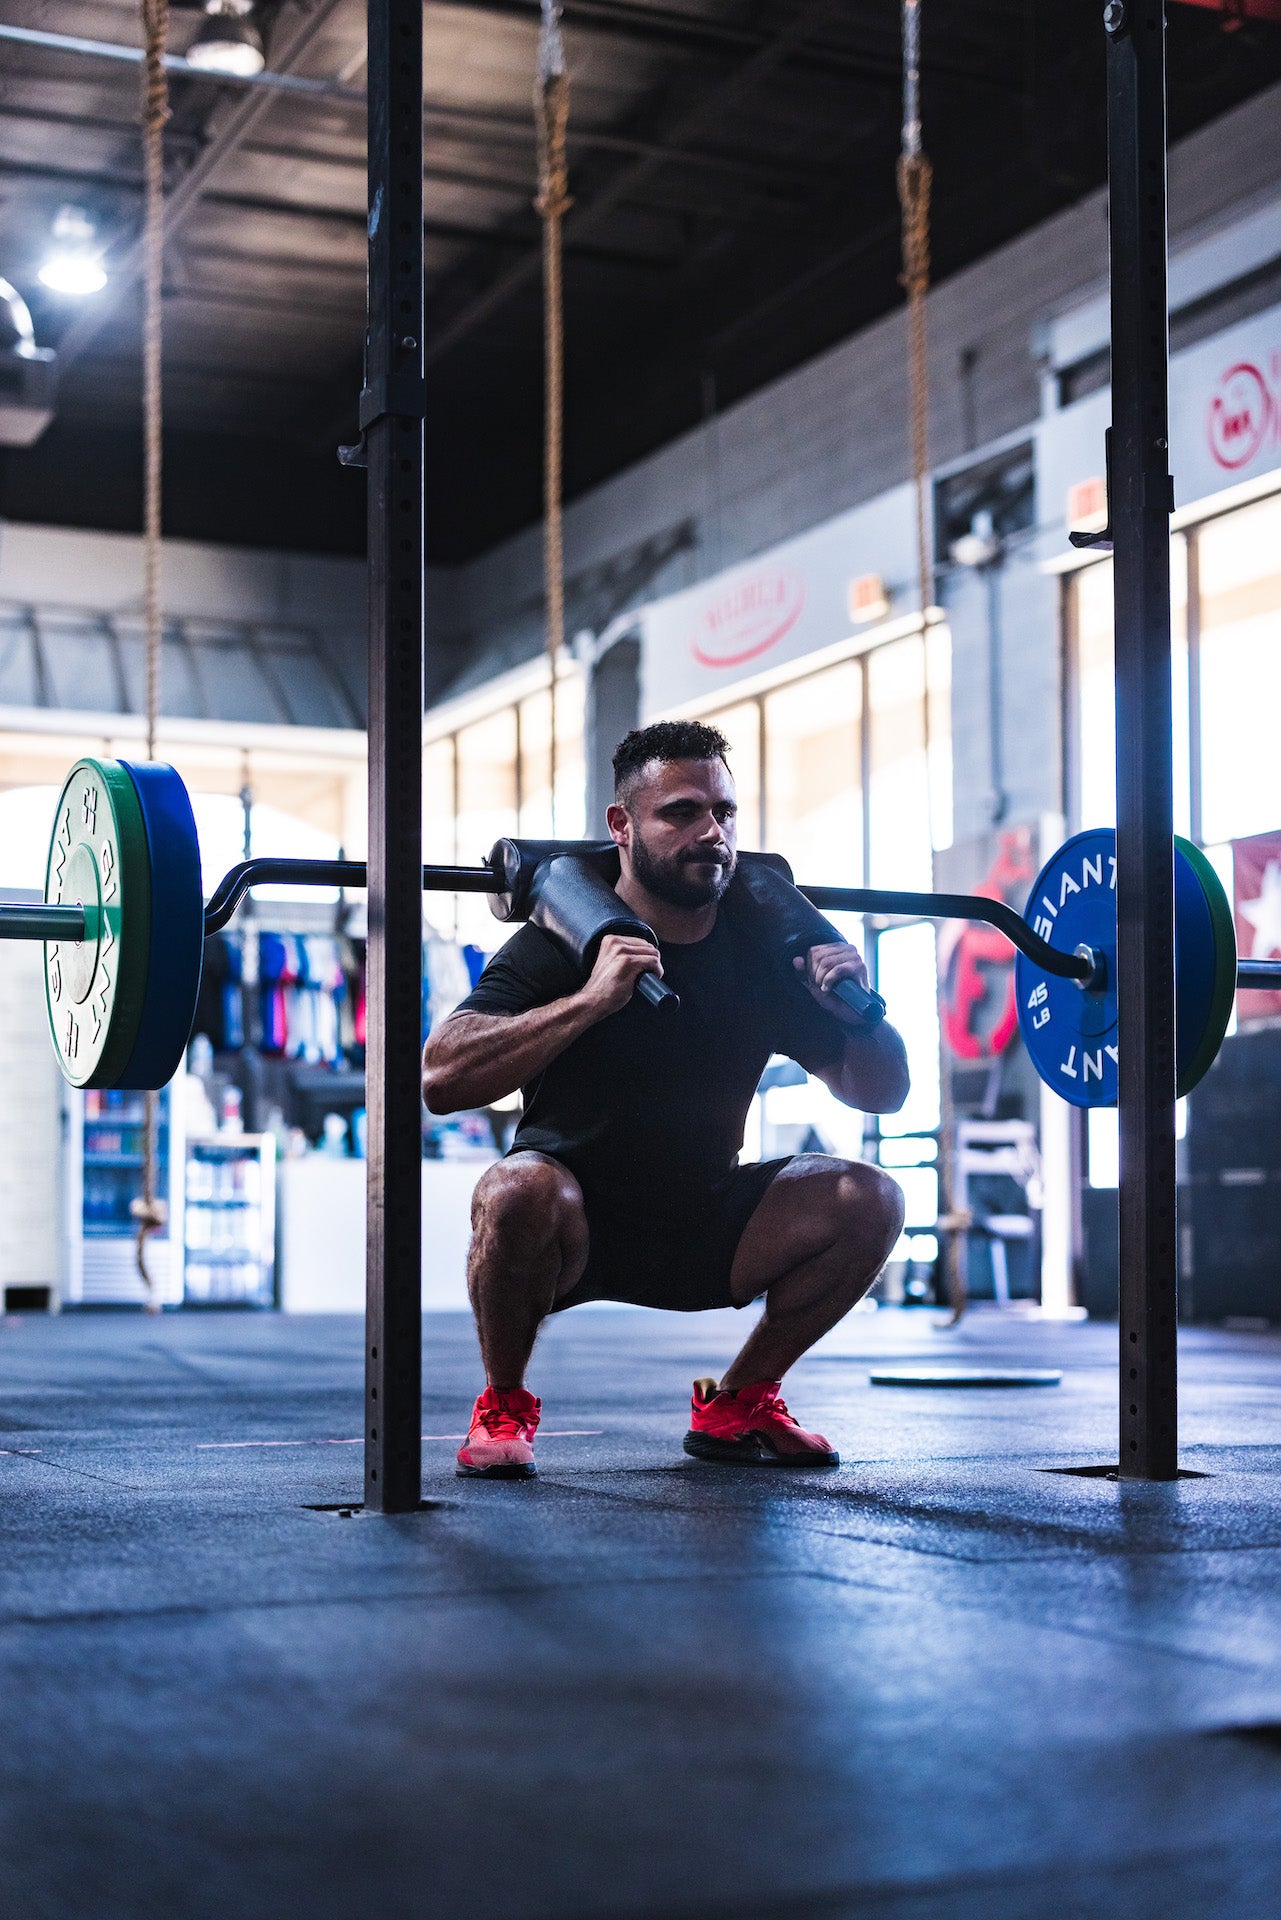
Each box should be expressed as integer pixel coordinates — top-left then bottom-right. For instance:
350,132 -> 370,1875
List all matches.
1240,859 -> 1281,959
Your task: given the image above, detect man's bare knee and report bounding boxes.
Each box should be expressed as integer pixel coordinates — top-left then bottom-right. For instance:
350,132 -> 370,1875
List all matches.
827,1160 -> 905,1261
471,1156 -> 584,1255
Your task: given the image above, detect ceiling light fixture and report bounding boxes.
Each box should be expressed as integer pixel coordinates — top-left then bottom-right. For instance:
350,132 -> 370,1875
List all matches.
186,0 -> 266,78
37,206 -> 108,297
949,508 -> 1003,570
0,276 -> 41,357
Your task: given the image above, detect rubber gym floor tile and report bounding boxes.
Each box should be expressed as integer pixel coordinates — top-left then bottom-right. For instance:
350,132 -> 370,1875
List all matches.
3,1308 -> 1281,1918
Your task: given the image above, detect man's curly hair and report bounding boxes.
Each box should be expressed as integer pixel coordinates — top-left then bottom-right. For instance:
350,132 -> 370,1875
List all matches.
612,720 -> 731,806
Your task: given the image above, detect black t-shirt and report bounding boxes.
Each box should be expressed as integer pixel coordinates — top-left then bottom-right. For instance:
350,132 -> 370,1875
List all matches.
453,892 -> 846,1210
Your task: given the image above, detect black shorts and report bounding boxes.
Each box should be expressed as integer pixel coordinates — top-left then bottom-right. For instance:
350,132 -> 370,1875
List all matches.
552,1157 -> 792,1314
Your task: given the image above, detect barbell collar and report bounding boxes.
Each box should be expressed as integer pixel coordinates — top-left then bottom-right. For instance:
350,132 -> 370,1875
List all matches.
0,901 -> 87,941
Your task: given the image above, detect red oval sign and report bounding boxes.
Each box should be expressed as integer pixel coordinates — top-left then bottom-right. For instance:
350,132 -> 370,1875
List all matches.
1207,361 -> 1272,471
689,570 -> 807,670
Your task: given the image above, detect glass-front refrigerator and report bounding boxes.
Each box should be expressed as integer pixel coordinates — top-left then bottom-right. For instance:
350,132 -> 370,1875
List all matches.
183,1135 -> 277,1308
64,1082 -> 186,1307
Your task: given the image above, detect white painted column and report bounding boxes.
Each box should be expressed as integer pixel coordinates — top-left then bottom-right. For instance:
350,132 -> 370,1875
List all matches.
1038,1079 -> 1077,1317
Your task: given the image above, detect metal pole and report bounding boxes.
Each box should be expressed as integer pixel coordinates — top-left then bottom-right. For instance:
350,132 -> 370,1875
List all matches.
1105,0 -> 1178,1479
363,0 -> 425,1514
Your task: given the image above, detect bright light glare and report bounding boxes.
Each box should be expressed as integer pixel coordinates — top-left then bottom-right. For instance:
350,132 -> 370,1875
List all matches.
186,31 -> 265,75
38,253 -> 107,297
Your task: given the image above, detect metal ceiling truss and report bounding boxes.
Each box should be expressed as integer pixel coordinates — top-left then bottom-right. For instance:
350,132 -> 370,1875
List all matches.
416,0 -> 848,373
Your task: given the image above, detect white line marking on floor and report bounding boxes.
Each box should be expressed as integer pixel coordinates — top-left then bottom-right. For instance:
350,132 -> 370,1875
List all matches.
195,1431 -> 603,1449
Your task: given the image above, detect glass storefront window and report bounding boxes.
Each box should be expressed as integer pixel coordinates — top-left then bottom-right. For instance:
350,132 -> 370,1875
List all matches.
1074,559 -> 1118,831
518,682 -> 586,840
1197,493 -> 1281,846
455,709 -> 517,865
423,736 -> 458,938
0,786 -> 58,889
876,921 -> 941,1138
927,623 -> 953,856
868,636 -> 932,892
709,700 -> 762,850
697,623 -> 950,1219
453,709 -> 518,946
763,660 -> 862,885
1070,536 -> 1190,835
423,667 -> 585,951
424,737 -> 456,864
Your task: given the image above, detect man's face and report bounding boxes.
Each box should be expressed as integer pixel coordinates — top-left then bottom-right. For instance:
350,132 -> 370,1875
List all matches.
612,757 -> 738,910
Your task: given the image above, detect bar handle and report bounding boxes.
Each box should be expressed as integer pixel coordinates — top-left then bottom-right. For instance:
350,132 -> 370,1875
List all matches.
635,970 -> 680,1012
831,976 -> 888,1026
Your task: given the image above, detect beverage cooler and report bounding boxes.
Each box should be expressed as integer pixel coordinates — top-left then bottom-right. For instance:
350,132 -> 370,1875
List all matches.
63,1082 -> 186,1307
183,1135 -> 277,1308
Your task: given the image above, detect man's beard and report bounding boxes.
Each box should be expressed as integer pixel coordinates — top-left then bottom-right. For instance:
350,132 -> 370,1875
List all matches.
630,828 -> 735,910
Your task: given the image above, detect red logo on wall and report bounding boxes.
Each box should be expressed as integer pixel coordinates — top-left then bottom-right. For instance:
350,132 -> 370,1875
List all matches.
938,829 -> 1037,1061
689,570 -> 807,670
1206,360 -> 1274,471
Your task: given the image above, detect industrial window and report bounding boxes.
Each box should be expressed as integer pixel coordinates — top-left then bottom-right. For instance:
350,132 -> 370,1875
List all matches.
1065,490 -> 1281,1189
1066,490 -> 1281,850
423,666 -> 585,948
695,622 -> 951,1249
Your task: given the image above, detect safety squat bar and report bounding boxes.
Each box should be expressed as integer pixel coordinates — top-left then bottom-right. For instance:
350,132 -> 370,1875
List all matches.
199,858 -> 1281,991
8,860 -> 1281,991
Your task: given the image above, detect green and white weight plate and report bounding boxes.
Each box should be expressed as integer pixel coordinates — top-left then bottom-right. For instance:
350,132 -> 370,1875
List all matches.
1174,836 -> 1237,1097
43,759 -> 153,1089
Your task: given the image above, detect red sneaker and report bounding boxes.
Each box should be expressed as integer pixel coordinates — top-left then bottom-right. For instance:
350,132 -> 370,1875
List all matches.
456,1386 -> 541,1479
683,1377 -> 839,1467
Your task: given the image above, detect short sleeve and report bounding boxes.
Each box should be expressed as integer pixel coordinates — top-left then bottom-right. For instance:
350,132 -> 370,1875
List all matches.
451,924 -> 579,1019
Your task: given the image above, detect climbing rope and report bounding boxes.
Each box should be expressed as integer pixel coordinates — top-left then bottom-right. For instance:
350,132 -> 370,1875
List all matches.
535,0 -> 571,832
898,0 -> 933,640
897,0 -> 963,1320
133,0 -> 170,1308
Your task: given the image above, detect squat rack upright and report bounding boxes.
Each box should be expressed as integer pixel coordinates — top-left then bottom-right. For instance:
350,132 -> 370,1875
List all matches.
358,0 -> 426,1514
355,0 -> 1187,1509
1075,0 -> 1181,1480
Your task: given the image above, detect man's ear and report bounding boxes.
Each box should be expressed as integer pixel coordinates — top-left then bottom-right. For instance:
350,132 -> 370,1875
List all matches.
605,802 -> 630,848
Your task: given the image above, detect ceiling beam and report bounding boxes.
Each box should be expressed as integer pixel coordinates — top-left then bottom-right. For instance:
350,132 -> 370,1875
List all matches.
431,0 -> 1002,90
431,0 -> 1023,95
0,20 -> 858,196
415,0 -> 847,374
0,22 -> 366,109
199,190 -> 678,268
51,0 -> 350,378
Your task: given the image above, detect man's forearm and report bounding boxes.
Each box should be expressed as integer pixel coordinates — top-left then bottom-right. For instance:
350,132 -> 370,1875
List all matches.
422,1000 -> 596,1113
819,1022 -> 911,1115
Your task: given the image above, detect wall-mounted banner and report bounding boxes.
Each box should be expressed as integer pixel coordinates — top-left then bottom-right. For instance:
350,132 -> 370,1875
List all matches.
1040,298 -> 1281,535
639,484 -> 918,717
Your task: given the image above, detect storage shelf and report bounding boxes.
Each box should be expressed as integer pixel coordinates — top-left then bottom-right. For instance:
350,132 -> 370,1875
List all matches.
83,1224 -> 172,1241
183,1248 -> 266,1263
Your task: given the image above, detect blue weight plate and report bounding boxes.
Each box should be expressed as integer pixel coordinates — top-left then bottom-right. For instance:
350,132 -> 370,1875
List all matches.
113,762 -> 204,1089
1016,830 -> 1119,1107
1015,829 -> 1223,1109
